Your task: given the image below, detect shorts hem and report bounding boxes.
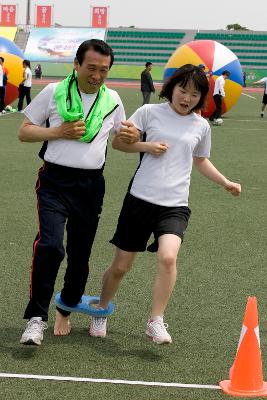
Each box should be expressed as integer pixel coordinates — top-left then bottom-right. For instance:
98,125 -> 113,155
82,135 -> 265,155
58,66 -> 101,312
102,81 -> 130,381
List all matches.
157,231 -> 184,242
109,239 -> 146,253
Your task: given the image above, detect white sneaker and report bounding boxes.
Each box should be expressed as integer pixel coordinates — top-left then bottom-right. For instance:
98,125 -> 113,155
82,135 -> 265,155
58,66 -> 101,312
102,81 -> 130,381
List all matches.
20,317 -> 48,345
212,118 -> 223,126
89,317 -> 107,337
145,317 -> 172,344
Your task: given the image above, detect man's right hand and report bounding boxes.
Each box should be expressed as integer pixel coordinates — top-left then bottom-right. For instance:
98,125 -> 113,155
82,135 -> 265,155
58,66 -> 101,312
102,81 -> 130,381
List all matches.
58,120 -> 86,140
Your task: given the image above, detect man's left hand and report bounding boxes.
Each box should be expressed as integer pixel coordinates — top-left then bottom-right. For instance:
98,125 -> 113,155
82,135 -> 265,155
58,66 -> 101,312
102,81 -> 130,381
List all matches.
117,121 -> 140,144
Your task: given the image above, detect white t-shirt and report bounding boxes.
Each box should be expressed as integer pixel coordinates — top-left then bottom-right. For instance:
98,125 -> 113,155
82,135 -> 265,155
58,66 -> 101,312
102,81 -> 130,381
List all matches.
213,75 -> 225,97
24,67 -> 32,87
128,103 -> 211,207
259,77 -> 267,94
23,82 -> 126,169
0,64 -> 3,87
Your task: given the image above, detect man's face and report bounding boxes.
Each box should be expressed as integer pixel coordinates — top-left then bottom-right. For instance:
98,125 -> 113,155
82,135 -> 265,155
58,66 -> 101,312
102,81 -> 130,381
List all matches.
75,48 -> 111,94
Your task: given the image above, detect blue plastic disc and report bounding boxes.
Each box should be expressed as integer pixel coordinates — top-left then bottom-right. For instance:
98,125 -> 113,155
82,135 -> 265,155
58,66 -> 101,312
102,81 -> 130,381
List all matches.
54,293 -> 115,317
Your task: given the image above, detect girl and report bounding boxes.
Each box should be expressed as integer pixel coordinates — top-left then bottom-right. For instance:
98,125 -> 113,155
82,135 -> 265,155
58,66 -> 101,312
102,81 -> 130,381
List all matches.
90,64 -> 241,344
17,60 -> 32,111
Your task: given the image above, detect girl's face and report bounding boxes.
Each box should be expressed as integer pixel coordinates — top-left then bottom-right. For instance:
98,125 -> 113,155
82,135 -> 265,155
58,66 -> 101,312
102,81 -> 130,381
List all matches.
170,81 -> 201,115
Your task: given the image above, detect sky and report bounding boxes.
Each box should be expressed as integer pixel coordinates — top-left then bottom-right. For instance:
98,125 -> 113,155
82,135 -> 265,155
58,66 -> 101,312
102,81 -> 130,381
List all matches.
6,0 -> 267,32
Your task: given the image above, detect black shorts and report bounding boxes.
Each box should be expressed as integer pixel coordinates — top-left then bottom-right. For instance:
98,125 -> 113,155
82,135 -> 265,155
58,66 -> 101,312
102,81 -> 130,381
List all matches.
110,193 -> 191,253
263,93 -> 267,105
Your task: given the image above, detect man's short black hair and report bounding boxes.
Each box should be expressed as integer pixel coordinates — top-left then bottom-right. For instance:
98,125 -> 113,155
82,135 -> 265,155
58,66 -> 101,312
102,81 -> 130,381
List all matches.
145,62 -> 153,68
160,64 -> 209,111
23,59 -> 31,68
76,39 -> 114,69
0,56 -> 4,62
222,70 -> 230,77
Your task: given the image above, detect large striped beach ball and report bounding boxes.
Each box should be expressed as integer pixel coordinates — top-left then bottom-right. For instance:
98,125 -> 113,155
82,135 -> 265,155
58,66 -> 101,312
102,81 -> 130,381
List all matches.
164,40 -> 243,117
0,36 -> 24,105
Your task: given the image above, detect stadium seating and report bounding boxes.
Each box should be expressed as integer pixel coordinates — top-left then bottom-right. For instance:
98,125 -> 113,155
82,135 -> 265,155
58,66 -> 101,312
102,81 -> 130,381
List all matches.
106,29 -> 267,68
106,29 -> 184,65
14,27 -> 267,70
195,32 -> 267,40
194,31 -> 267,68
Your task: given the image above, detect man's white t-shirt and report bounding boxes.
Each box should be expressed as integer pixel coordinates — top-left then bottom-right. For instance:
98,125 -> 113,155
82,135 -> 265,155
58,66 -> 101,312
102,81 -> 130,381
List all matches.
24,67 -> 32,87
213,75 -> 225,97
23,82 -> 126,169
128,103 -> 211,207
259,77 -> 267,94
0,64 -> 3,87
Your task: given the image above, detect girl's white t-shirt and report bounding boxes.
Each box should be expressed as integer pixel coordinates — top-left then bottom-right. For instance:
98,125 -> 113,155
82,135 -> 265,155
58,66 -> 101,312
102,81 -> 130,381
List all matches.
129,102 -> 211,207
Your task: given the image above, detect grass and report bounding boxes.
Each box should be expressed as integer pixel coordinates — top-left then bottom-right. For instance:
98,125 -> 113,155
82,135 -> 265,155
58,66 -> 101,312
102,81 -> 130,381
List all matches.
0,86 -> 267,399
34,61 -> 267,83
34,62 -> 165,81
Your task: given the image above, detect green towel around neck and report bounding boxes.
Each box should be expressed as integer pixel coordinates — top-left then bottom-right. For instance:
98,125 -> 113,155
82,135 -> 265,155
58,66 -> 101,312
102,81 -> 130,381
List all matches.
54,70 -> 118,143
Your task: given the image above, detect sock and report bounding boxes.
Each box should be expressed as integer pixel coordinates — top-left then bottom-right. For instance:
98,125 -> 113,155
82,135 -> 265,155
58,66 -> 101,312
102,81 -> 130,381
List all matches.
149,315 -> 163,322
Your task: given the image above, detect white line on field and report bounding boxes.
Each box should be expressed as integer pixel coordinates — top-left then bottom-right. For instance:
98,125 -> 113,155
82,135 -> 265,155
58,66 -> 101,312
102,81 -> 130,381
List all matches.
0,372 -> 221,390
241,92 -> 257,99
214,127 -> 265,130
217,118 -> 266,124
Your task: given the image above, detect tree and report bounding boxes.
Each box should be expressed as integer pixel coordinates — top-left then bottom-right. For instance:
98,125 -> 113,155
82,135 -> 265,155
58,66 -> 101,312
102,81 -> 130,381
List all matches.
226,24 -> 249,31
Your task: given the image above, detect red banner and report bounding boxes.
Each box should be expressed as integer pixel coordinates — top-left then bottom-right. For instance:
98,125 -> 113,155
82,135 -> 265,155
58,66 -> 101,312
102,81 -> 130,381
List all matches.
35,5 -> 52,27
91,7 -> 107,28
0,4 -> 16,26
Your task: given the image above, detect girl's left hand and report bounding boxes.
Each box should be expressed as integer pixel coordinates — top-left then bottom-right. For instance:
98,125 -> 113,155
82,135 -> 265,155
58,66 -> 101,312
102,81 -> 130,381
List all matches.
224,180 -> 242,196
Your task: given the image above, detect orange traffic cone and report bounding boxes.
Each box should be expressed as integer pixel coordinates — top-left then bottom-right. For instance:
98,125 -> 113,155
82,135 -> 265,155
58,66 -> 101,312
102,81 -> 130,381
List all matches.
220,296 -> 267,397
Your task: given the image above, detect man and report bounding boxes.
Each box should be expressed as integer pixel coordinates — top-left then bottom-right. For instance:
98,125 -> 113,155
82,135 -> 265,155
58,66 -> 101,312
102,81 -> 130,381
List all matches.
209,70 -> 230,125
0,56 -> 5,114
141,62 -> 155,105
252,76 -> 267,117
18,39 -> 139,346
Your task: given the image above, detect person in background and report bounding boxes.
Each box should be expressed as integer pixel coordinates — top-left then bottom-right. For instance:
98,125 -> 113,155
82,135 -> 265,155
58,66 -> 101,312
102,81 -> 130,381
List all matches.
198,64 -> 213,79
209,70 -> 230,125
195,64 -> 209,115
198,64 -> 210,80
89,64 -> 241,345
243,71 -> 246,87
35,63 -> 42,79
0,56 -> 5,114
18,39 -> 139,347
252,76 -> 267,118
141,62 -> 155,105
17,60 -> 32,112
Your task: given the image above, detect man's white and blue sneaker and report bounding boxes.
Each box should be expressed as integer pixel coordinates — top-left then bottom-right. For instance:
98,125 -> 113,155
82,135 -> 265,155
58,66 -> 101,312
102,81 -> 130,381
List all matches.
20,317 -> 48,346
